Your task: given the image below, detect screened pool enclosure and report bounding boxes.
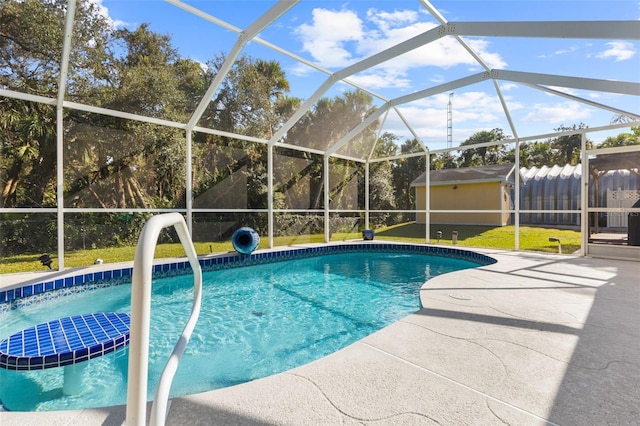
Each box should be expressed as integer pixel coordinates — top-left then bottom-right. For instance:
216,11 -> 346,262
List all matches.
1,0 -> 639,272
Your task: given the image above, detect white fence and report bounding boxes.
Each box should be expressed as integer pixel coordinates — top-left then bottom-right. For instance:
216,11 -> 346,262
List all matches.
606,190 -> 640,228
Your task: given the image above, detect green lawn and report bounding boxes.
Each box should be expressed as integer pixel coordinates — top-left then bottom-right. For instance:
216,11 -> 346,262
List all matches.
370,223 -> 581,253
0,223 -> 580,275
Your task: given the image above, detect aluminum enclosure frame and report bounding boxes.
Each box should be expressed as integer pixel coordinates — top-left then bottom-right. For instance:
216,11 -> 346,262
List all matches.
1,0 -> 639,269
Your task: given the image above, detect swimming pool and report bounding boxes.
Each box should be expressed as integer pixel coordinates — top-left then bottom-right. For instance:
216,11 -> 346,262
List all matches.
0,243 -> 495,412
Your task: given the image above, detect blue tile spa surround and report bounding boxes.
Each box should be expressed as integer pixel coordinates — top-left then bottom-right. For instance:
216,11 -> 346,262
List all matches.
0,243 -> 496,313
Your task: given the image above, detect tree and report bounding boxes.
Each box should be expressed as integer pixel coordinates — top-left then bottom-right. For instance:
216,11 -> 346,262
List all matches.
283,90 -> 379,210
391,138 -> 426,211
193,54 -> 300,216
1,0 -> 122,253
458,128 -> 508,167
0,99 -> 57,207
253,59 -> 295,138
368,134 -> 398,208
515,141 -> 556,168
285,90 -> 378,153
1,0 -> 114,208
431,152 -> 458,170
597,127 -> 640,148
0,0 -> 66,94
610,114 -> 635,125
551,123 -> 592,166
64,23 -> 208,209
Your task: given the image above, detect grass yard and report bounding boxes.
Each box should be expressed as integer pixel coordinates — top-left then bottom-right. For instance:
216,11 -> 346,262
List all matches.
371,223 -> 581,253
0,223 -> 581,275
1,235 -> 323,274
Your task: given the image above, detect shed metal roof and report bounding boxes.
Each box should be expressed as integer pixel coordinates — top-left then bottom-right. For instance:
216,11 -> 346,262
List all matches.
410,163 -> 516,187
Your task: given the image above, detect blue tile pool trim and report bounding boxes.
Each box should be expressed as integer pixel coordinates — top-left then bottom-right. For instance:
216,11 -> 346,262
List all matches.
0,312 -> 130,371
0,243 -> 496,313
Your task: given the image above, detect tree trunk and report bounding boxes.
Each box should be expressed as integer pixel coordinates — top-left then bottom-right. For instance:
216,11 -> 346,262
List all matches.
116,173 -> 126,208
1,158 -> 23,207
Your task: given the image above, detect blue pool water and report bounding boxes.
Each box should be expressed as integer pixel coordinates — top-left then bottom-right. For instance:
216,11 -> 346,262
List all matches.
0,250 -> 482,411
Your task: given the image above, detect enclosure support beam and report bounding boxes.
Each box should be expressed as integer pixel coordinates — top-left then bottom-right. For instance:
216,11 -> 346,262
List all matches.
425,152 -> 430,243
581,134 -> 589,256
325,106 -> 389,156
514,139 -> 521,251
497,70 -> 640,96
365,162 -> 370,230
394,108 -> 428,153
186,131 -> 193,235
185,1 -> 298,132
56,109 -> 65,271
493,79 -> 519,142
269,23 -> 446,149
324,156 -> 330,243
54,0 -> 77,271
449,20 -> 640,40
522,83 -> 640,121
268,145 -> 274,248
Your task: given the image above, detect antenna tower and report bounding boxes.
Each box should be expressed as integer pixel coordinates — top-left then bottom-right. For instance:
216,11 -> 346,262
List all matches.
447,93 -> 453,148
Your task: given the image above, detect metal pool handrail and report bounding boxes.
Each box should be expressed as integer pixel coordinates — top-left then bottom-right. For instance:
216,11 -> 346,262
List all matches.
126,213 -> 203,426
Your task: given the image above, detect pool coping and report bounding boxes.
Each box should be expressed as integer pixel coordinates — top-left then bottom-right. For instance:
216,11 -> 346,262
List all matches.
1,245 -> 638,425
0,241 -> 495,311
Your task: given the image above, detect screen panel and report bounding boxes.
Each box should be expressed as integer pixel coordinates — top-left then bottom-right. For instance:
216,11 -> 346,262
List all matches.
0,102 -> 57,208
0,213 -> 57,274
64,115 -> 187,209
193,135 -> 267,210
273,212 -> 324,246
273,147 -> 323,210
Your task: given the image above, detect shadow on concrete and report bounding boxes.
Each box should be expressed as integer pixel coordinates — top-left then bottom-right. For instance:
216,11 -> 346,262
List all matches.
375,223 -> 495,241
415,308 -> 582,336
546,259 -> 640,425
98,400 -> 275,426
417,256 -> 639,425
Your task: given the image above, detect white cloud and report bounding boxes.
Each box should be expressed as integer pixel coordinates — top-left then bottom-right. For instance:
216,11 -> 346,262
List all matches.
292,7 -> 506,90
293,8 -> 364,68
349,70 -> 412,90
553,45 -> 579,56
521,102 -> 592,123
196,60 -> 208,72
388,91 -> 510,139
377,30 -> 506,70
397,106 -> 450,129
365,8 -> 419,32
539,43 -> 598,60
546,86 -> 578,96
500,83 -> 518,91
412,91 -> 510,114
596,41 -> 636,61
544,87 -> 605,101
464,39 -> 506,69
87,0 -> 128,29
287,62 -> 319,77
384,90 -> 521,145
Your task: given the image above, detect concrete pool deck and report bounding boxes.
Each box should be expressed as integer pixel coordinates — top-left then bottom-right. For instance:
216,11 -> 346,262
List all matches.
1,248 -> 638,425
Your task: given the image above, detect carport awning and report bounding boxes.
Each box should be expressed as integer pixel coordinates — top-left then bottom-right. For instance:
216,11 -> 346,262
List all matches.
589,152 -> 640,173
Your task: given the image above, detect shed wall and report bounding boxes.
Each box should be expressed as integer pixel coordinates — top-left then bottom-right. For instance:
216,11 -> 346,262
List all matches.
415,182 -> 509,225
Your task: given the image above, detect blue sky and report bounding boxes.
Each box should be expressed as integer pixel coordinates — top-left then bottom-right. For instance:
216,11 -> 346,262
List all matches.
97,0 -> 639,149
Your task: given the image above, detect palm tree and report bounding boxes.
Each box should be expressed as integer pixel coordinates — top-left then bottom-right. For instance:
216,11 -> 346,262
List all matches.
0,99 -> 56,207
552,123 -> 590,165
254,59 -> 291,138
